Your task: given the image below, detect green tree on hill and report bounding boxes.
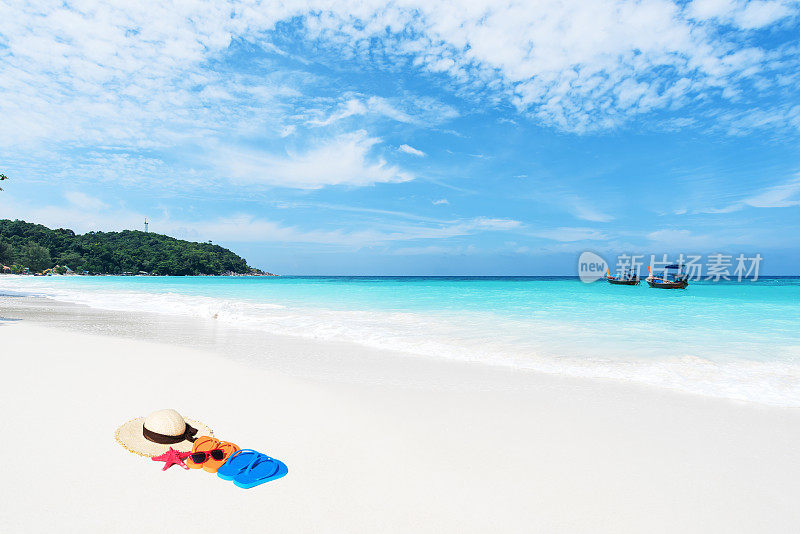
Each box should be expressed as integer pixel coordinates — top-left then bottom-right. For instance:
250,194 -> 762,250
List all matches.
20,243 -> 52,272
0,241 -> 12,265
0,219 -> 259,275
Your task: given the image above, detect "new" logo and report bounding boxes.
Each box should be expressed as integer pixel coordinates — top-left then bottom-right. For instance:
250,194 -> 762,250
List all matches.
577,251 -> 608,283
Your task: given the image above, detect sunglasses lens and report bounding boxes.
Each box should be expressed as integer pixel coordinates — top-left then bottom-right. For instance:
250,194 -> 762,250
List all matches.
209,449 -> 225,460
190,452 -> 207,463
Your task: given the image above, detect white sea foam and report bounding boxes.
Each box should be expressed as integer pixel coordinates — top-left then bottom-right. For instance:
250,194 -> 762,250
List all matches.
2,276 -> 800,407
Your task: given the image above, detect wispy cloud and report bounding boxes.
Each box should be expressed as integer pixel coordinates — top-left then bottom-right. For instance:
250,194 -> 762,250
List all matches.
469,217 -> 522,231
643,228 -> 763,249
568,202 -> 615,223
183,214 -> 522,246
399,144 -> 426,157
305,95 -> 458,128
1,0 -> 799,273
742,177 -> 800,208
2,0 -> 797,157
535,191 -> 615,223
391,244 -> 478,256
296,0 -> 800,132
686,0 -> 795,29
306,98 -> 371,127
701,176 -> 800,213
529,227 -> 608,242
214,130 -> 413,189
0,194 -> 522,248
64,191 -> 108,211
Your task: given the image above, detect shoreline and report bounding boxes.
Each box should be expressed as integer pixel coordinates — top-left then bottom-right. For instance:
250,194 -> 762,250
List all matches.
2,296 -> 800,531
1,278 -> 799,408
0,272 -> 279,277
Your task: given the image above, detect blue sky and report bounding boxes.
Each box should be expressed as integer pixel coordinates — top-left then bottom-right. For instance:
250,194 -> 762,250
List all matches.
1,0 -> 799,274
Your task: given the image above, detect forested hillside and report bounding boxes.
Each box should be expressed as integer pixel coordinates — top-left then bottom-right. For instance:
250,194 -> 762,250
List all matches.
0,219 -> 257,275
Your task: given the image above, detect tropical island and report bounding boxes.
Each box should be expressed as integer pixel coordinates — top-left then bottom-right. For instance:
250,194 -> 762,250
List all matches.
0,219 -> 273,276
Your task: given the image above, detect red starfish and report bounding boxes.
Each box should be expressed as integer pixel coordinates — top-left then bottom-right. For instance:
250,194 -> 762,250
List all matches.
151,447 -> 192,471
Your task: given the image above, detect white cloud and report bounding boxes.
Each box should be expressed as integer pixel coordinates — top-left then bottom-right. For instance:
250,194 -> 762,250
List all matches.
530,227 -> 608,242
399,144 -> 426,157
742,177 -> 800,208
216,130 -> 413,189
0,193 -> 129,234
545,193 -> 615,222
306,0 -> 797,132
569,203 -> 615,223
722,104 -> 800,136
1,0 -> 796,157
469,217 -> 522,231
643,226 -> 791,249
646,228 -> 724,249
307,98 -> 370,126
522,189 -> 615,222
0,194 -> 524,248
64,191 -> 108,211
700,176 -> 800,213
688,0 -> 795,29
736,1 -> 795,28
306,95 -> 458,128
391,244 -> 478,256
687,0 -> 738,21
432,198 -> 449,205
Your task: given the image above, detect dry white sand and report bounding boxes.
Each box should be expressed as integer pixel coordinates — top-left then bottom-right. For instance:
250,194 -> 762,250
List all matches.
2,318 -> 800,533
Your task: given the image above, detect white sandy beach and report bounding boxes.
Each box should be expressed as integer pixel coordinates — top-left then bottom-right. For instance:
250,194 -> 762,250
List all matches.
2,306 -> 800,533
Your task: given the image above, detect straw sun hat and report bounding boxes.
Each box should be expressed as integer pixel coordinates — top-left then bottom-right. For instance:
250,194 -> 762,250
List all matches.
115,409 -> 213,457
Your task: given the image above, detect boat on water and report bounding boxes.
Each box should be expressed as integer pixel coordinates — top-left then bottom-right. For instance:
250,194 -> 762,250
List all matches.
606,268 -> 640,285
646,264 -> 689,289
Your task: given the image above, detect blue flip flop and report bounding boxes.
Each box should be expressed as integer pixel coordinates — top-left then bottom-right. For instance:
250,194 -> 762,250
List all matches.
233,453 -> 288,489
217,449 -> 260,481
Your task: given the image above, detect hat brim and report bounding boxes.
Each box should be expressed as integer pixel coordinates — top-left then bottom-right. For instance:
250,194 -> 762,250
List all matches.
115,416 -> 213,457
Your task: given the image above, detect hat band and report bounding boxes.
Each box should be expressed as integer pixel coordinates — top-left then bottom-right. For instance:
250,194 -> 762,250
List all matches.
142,423 -> 198,444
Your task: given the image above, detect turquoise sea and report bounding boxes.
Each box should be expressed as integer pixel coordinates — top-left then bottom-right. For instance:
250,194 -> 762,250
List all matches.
2,275 -> 799,405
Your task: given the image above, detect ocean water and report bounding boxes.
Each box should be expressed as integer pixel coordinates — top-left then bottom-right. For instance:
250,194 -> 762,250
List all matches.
2,275 -> 799,406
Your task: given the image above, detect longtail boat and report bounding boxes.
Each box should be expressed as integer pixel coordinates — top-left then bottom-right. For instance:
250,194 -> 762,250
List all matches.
646,264 -> 689,289
606,268 -> 640,285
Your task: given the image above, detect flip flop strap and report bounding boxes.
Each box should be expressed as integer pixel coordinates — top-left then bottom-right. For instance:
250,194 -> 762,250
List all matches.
241,453 -> 275,475
227,449 -> 260,467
